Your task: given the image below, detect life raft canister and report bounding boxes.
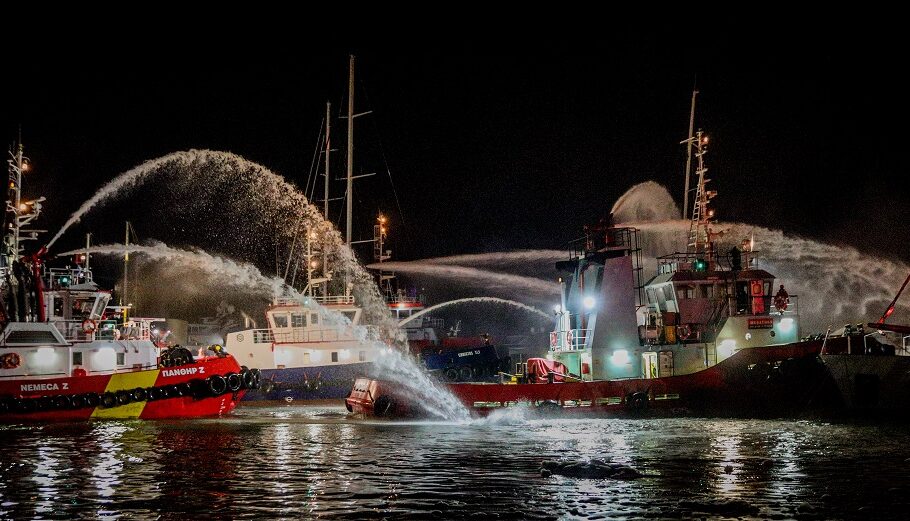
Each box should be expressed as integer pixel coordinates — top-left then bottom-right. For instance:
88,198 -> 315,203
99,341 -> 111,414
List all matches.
677,324 -> 691,341
82,319 -> 97,334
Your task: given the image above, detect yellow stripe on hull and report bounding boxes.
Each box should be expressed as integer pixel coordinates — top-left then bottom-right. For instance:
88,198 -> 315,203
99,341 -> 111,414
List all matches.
91,369 -> 161,419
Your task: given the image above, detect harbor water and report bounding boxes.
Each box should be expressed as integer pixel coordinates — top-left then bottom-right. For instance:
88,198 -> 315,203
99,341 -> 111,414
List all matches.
2,406 -> 909,520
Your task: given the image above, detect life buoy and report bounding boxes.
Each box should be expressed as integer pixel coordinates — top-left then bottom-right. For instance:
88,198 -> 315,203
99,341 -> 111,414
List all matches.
0,352 -> 22,369
677,325 -> 691,342
81,319 -> 97,334
72,367 -> 87,377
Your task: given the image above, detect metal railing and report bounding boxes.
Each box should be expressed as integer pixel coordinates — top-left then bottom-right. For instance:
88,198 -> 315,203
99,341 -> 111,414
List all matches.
274,295 -> 356,306
549,328 -> 591,352
248,325 -> 378,344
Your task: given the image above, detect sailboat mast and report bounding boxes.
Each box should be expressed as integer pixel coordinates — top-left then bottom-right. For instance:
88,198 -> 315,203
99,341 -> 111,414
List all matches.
122,221 -> 129,315
345,55 -> 355,297
683,88 -> 698,220
346,55 -> 355,248
324,101 -> 331,220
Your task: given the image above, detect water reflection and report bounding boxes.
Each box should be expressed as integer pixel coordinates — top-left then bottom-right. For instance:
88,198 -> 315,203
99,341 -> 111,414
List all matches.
2,409 -> 909,519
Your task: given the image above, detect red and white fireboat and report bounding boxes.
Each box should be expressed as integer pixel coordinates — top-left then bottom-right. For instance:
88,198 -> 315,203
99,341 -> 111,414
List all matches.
348,131 -> 831,418
0,142 -> 260,422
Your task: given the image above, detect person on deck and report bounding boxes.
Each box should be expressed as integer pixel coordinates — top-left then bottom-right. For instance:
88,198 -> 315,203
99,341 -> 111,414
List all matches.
774,285 -> 790,314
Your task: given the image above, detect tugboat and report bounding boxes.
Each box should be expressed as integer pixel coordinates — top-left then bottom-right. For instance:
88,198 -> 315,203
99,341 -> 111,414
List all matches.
0,141 -> 260,421
819,273 -> 910,413
347,129 -> 829,417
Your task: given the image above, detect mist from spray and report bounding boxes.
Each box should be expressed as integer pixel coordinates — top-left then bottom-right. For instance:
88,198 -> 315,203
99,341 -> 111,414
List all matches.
62,242 -> 471,420
46,149 -> 398,329
614,184 -> 910,332
373,348 -> 471,421
366,261 -> 559,298
418,250 -> 566,267
398,297 -> 551,326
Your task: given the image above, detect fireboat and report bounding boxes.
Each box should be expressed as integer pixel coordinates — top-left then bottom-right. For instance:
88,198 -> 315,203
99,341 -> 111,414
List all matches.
347,129 -> 831,417
0,141 -> 261,421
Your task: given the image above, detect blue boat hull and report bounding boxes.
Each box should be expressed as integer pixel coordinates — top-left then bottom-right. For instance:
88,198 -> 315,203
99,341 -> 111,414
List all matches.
241,362 -> 375,402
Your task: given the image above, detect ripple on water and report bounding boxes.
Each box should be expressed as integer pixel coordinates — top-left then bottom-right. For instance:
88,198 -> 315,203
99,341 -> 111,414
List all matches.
1,408 -> 909,519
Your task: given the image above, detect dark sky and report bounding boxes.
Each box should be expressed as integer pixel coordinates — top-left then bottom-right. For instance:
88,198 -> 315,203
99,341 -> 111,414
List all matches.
6,20 -> 909,269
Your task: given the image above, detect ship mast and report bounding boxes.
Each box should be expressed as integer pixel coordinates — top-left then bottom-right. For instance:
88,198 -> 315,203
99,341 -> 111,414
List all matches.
686,130 -> 716,259
682,88 -> 698,220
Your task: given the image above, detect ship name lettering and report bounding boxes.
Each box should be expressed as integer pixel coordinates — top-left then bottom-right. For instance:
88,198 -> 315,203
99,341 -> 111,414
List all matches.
162,367 -> 199,377
20,383 -> 60,392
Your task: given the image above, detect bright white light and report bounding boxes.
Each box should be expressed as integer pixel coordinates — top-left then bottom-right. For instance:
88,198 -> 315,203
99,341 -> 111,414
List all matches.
94,347 -> 117,371
583,297 -> 596,310
779,318 -> 794,333
718,339 -> 737,360
152,328 -> 159,335
34,347 -> 57,367
745,332 -> 752,341
553,304 -> 562,314
611,349 -> 630,365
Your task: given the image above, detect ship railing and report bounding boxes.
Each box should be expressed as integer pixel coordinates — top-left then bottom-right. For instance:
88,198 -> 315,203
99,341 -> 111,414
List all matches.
269,325 -> 379,344
549,328 -> 592,352
43,266 -> 94,289
250,329 -> 274,344
387,295 -> 422,304
420,317 -> 445,328
274,295 -> 356,306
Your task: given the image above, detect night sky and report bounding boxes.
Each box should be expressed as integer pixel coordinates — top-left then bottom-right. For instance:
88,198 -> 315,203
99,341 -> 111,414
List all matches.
6,22 -> 909,272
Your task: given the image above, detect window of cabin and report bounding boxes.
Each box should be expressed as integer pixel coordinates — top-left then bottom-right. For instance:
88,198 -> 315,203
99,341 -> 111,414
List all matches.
662,285 -> 675,302
700,284 -> 714,299
359,351 -> 366,362
116,352 -> 125,366
342,311 -> 356,322
310,313 -> 319,326
331,352 -> 338,362
682,285 -> 696,299
647,288 -> 657,305
291,313 -> 305,327
73,351 -> 83,365
303,352 -> 311,364
273,314 -> 288,328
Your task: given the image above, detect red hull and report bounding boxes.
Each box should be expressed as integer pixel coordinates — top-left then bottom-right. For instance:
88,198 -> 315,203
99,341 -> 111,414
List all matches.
347,339 -> 828,417
1,355 -> 253,422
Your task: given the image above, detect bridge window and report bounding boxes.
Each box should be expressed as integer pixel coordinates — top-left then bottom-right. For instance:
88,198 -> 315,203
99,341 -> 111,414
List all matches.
700,284 -> 715,299
662,285 -> 675,302
273,314 -> 288,328
310,313 -> 319,326
291,313 -> 304,327
676,285 -> 696,300
331,352 -> 338,362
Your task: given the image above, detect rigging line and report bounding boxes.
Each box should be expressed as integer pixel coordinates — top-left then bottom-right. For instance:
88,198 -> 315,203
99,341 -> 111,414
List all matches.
359,79 -> 411,250
303,116 -> 326,203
